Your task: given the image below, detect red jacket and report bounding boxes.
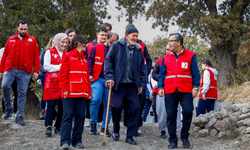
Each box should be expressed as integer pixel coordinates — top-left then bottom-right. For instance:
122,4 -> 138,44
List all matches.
138,41 -> 146,61
153,58 -> 163,94
92,43 -> 104,82
60,48 -> 91,99
163,49 -> 195,94
43,47 -> 64,100
199,68 -> 218,99
0,33 -> 40,73
86,42 -> 97,56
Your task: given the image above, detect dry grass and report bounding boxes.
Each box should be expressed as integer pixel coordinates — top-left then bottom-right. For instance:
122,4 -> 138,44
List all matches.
218,82 -> 250,103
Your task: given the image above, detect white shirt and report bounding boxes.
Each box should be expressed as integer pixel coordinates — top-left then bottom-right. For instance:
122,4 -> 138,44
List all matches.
44,47 -> 63,73
202,67 -> 218,95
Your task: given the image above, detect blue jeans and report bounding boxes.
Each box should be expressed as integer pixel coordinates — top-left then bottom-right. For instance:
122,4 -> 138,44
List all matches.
61,97 -> 86,146
2,69 -> 30,117
196,98 -> 215,117
40,79 -> 46,111
141,99 -> 152,122
89,78 -> 111,128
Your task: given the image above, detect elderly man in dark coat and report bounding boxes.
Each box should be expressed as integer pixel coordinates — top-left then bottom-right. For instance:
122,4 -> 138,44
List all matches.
104,27 -> 145,145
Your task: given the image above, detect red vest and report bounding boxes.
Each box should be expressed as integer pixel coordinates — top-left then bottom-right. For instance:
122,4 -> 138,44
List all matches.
92,43 -> 104,82
153,58 -> 164,94
163,49 -> 195,94
199,68 -> 218,99
60,49 -> 91,99
43,47 -> 65,100
87,42 -> 97,56
138,41 -> 146,61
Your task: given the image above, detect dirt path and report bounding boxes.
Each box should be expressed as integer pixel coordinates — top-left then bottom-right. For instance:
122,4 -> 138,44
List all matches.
0,119 -> 247,150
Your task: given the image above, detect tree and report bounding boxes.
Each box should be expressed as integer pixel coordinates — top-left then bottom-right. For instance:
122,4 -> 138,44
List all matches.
145,0 -> 250,86
116,0 -> 150,24
0,0 -> 109,49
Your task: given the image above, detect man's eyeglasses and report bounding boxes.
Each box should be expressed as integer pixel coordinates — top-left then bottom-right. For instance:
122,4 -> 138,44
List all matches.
168,40 -> 177,43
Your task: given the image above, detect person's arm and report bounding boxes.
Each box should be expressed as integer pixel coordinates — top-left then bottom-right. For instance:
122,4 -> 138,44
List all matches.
144,46 -> 152,76
59,55 -> 70,93
158,58 -> 167,89
104,43 -> 116,82
33,39 -> 40,73
152,62 -> 160,81
139,49 -> 145,89
0,40 -> 10,73
44,50 -> 61,72
201,70 -> 210,95
87,46 -> 96,77
190,55 -> 200,88
40,51 -> 47,73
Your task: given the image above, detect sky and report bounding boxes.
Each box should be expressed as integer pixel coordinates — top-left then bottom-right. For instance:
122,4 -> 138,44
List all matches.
102,0 -> 179,43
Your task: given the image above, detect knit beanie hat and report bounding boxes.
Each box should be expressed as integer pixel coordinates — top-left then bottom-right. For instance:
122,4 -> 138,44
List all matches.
125,27 -> 139,34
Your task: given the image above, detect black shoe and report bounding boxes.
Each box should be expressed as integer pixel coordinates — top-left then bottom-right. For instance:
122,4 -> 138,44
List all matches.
182,138 -> 190,148
15,116 -> 25,126
112,133 -> 119,141
100,128 -> 111,137
160,131 -> 166,139
55,128 -> 61,135
3,109 -> 12,120
46,127 -> 52,136
90,123 -> 97,135
168,142 -> 178,149
125,138 -> 137,145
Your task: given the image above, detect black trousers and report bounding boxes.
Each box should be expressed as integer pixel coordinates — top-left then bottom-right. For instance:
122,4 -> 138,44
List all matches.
138,88 -> 146,127
165,92 -> 193,143
45,99 -> 63,129
152,92 -> 158,122
111,83 -> 140,137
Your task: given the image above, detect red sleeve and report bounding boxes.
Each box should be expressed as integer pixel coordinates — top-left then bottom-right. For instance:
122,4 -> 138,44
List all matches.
0,40 -> 10,72
60,54 -> 70,92
33,38 -> 40,73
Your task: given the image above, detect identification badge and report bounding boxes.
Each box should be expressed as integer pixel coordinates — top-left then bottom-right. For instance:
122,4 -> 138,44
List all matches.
181,62 -> 188,69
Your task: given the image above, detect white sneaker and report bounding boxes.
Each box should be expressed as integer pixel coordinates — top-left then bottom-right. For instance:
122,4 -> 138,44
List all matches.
97,122 -> 102,128
85,119 -> 90,127
10,113 -> 17,119
138,128 -> 142,134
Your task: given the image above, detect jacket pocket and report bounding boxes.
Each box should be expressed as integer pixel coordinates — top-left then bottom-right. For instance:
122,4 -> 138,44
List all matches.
70,78 -> 84,93
47,72 -> 60,89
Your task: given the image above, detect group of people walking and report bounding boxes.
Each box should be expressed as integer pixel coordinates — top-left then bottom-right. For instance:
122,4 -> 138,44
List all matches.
1,20 -> 218,149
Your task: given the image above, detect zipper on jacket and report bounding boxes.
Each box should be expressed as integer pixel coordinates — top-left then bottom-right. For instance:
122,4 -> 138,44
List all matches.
17,38 -> 22,69
175,58 -> 178,90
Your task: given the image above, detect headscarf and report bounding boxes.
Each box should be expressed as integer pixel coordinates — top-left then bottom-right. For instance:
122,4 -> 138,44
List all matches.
52,33 -> 68,50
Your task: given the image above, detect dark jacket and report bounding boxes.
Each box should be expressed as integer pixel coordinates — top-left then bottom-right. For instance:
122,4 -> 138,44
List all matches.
38,50 -> 46,80
138,39 -> 152,76
104,37 -> 145,91
152,60 -> 160,82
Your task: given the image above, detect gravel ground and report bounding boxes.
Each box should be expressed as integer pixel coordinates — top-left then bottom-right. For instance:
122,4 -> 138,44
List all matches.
0,119 -> 249,150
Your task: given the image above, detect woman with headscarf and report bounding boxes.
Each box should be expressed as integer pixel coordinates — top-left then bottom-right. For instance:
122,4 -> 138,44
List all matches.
43,33 -> 69,137
60,35 -> 91,149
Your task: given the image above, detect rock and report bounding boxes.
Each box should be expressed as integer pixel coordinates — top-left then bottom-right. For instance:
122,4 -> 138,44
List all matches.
206,118 -> 217,129
1,120 -> 12,127
229,112 -> 241,123
236,126 -> 247,134
213,120 -> 229,132
220,109 -> 228,118
211,112 -> 223,120
198,129 -> 209,137
225,130 -> 232,138
243,118 -> 250,126
193,126 -> 201,133
245,127 -> 250,134
218,132 -> 226,138
239,112 -> 250,120
9,123 -> 23,130
241,106 -> 250,114
232,103 -> 249,112
192,117 -> 209,128
236,120 -> 245,127
210,129 -> 218,137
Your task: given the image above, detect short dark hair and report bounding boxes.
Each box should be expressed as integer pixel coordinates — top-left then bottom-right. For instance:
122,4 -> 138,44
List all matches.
125,24 -> 135,30
107,32 -> 119,40
101,22 -> 112,30
68,35 -> 86,52
153,57 -> 159,62
97,27 -> 108,33
17,20 -> 28,27
169,33 -> 184,48
65,28 -> 75,36
202,59 -> 213,67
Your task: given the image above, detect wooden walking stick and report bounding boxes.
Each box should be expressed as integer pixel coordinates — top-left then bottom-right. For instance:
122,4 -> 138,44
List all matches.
103,85 -> 112,146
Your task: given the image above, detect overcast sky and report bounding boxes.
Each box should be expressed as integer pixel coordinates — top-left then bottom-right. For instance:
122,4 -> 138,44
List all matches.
102,0 -> 179,43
